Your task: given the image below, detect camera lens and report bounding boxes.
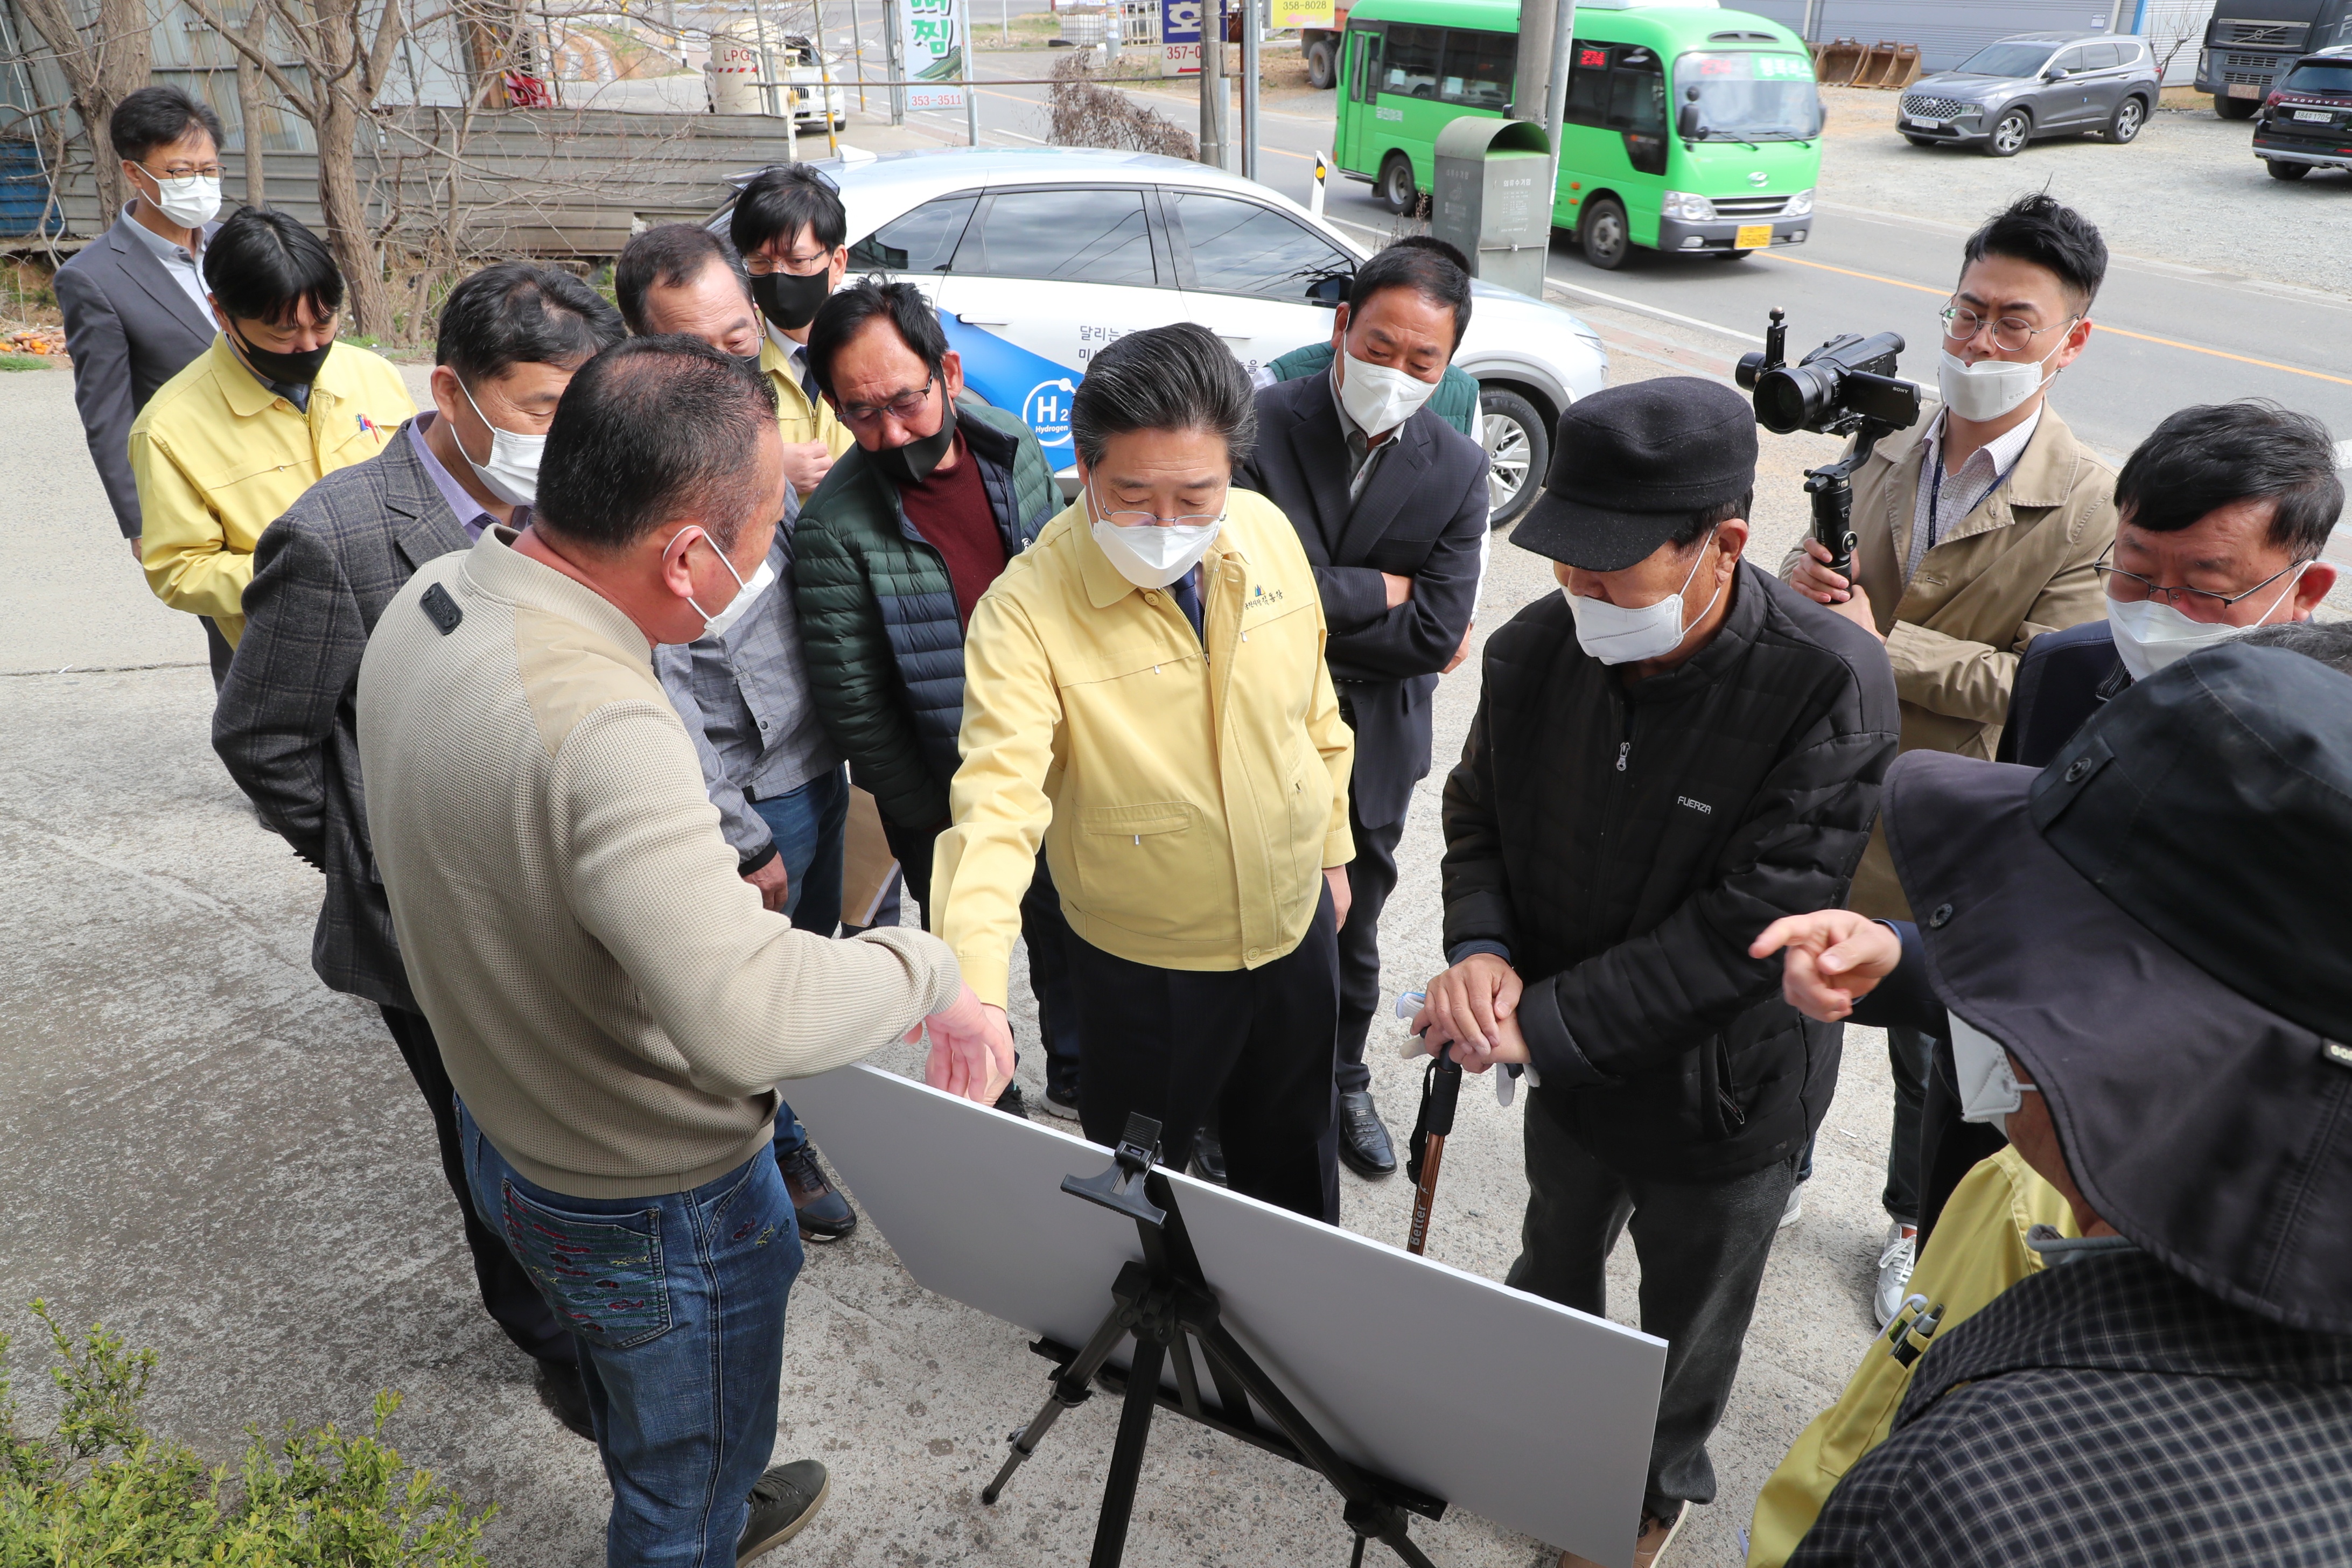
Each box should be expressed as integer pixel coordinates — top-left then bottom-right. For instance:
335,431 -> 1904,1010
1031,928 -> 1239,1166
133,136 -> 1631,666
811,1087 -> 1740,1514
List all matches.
1753,367 -> 1817,434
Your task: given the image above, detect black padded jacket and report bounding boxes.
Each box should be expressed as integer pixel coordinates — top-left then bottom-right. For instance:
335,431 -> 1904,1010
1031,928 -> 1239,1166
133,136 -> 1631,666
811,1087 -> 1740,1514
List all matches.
1440,562 -> 1900,1181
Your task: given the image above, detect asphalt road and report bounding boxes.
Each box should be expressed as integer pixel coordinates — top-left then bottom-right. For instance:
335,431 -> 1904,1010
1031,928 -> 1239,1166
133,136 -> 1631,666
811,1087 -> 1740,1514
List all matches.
869,59 -> 2352,507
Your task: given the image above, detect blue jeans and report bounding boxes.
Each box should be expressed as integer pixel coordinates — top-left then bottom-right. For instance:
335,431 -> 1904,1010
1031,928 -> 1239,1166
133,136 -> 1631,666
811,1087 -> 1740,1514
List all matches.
752,765 -> 848,1160
459,1101 -> 803,1567
751,765 -> 848,936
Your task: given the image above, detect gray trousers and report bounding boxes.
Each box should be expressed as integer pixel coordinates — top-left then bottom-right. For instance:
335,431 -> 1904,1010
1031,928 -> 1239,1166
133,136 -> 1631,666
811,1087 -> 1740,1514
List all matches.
1507,1089 -> 1800,1521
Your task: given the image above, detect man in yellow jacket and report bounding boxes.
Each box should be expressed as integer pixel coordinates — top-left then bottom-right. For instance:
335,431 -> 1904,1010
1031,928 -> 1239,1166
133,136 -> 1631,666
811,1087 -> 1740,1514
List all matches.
935,323 -> 1356,1222
129,207 -> 414,650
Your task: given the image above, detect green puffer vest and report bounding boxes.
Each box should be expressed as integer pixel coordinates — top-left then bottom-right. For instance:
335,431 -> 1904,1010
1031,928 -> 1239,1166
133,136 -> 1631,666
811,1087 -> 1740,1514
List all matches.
794,394 -> 1058,836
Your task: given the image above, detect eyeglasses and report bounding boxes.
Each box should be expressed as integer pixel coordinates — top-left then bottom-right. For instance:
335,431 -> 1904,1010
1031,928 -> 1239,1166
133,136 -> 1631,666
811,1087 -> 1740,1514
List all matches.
2094,551 -> 2311,613
1089,478 -> 1227,528
1938,304 -> 2078,355
837,377 -> 936,428
141,159 -> 225,180
746,247 -> 834,277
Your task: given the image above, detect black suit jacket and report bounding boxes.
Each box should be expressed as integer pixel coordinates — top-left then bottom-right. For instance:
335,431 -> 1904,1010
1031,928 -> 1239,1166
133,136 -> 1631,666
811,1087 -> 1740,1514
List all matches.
1235,372 -> 1487,827
54,211 -> 221,538
1996,619 -> 2123,768
213,423 -> 475,1012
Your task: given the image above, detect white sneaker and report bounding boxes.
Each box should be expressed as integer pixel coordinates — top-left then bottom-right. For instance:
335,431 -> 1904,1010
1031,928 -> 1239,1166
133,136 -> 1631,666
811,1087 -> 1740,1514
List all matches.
1873,1222 -> 1917,1328
1779,1182 -> 1805,1229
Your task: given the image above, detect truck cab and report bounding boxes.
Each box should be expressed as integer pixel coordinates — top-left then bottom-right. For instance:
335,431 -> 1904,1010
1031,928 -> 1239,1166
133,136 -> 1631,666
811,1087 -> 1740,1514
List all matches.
2198,0 -> 2352,117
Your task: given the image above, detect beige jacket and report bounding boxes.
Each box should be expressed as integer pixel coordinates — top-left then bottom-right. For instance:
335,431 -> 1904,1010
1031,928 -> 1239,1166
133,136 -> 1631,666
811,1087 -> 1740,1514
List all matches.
358,528 -> 961,1198
1782,399 -> 2115,917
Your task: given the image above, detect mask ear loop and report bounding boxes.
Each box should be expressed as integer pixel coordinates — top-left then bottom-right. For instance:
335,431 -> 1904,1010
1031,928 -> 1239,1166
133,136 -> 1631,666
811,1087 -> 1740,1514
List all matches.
676,526 -> 752,628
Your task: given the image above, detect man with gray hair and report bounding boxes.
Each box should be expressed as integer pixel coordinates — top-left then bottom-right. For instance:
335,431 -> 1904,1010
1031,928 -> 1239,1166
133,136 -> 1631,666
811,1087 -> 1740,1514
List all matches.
934,322 -> 1358,1222
357,335 -> 1008,1566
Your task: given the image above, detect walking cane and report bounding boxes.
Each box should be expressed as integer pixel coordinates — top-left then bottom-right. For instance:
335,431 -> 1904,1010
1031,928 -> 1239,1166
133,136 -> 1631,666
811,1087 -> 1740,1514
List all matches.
1403,1040 -> 1462,1257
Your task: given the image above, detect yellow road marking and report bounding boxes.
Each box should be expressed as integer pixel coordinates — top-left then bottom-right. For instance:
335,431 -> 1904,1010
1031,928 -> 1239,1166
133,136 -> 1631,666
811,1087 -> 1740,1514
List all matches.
1765,253 -> 2352,389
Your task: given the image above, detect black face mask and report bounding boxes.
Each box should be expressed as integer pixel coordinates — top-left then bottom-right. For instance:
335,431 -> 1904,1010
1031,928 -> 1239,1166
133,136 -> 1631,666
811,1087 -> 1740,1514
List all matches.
232,324 -> 332,387
751,267 -> 831,334
877,392 -> 958,485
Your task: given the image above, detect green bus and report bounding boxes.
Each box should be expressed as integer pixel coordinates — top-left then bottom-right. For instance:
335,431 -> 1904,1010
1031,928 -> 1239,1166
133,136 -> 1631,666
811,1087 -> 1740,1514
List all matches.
1334,0 -> 1824,270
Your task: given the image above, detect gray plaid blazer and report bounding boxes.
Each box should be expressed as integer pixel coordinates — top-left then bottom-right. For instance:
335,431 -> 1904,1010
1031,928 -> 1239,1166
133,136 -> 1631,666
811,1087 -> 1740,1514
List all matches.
1790,1247 -> 2352,1566
214,423 -> 473,1013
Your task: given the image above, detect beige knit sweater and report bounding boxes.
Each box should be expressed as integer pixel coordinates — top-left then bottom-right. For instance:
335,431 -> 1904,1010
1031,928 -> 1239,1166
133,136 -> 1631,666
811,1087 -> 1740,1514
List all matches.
358,528 -> 960,1198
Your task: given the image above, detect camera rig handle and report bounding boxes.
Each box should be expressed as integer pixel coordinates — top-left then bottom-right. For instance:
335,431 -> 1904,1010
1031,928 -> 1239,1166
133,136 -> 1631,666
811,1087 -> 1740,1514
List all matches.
1803,418 -> 1900,585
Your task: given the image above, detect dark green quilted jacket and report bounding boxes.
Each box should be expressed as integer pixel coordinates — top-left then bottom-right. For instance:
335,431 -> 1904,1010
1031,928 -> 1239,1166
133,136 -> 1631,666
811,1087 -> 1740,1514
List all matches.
1266,339 -> 1481,439
794,393 -> 1058,836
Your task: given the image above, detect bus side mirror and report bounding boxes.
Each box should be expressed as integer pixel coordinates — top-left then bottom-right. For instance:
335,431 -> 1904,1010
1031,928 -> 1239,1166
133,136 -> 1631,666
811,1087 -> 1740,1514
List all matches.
1676,102 -> 1704,139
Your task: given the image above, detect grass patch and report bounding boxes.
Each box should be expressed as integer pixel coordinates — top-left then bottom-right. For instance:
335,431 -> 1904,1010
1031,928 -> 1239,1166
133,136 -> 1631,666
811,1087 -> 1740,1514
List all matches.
0,353 -> 51,372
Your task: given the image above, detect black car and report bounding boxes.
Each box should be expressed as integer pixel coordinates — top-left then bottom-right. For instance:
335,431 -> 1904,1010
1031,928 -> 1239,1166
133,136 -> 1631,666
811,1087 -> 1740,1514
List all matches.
2254,46 -> 2352,177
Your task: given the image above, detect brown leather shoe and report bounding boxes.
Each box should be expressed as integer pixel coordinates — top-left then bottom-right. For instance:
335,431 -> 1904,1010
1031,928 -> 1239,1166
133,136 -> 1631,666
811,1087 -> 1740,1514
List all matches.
1558,1502 -> 1685,1568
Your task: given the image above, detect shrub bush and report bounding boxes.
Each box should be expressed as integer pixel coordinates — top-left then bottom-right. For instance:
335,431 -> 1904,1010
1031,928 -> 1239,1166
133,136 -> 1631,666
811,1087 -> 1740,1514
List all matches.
0,1299 -> 494,1566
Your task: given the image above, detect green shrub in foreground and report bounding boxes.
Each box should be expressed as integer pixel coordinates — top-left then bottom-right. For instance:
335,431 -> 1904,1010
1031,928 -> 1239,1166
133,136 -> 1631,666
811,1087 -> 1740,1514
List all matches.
0,1300 -> 494,1566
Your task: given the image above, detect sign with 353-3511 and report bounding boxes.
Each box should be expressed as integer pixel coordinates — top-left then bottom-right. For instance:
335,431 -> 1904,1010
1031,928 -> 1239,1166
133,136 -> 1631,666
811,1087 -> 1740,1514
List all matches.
899,0 -> 967,109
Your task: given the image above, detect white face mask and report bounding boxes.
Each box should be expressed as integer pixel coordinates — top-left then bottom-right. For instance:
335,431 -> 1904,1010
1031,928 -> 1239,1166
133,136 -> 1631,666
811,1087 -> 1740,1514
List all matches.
456,377 -> 546,507
1336,351 -> 1439,438
1087,480 -> 1222,591
140,170 -> 221,230
2105,563 -> 2308,683
1935,330 -> 2069,424
1949,1016 -> 2037,1139
682,529 -> 775,640
1562,528 -> 1723,666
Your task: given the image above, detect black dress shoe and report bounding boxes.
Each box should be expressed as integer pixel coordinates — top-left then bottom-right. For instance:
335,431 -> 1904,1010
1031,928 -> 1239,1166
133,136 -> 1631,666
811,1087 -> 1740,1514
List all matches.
536,1356 -> 596,1442
1191,1128 -> 1228,1185
1337,1090 -> 1397,1178
994,1079 -> 1031,1119
778,1144 -> 857,1241
739,1459 -> 830,1563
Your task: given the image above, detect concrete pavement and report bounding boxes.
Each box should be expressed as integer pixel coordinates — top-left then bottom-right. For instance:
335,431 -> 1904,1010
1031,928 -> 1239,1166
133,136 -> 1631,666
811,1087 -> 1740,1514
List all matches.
3,352 -> 1902,1568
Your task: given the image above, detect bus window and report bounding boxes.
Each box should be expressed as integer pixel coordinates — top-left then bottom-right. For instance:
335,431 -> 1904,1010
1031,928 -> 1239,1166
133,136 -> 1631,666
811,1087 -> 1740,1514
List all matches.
1564,40 -> 1610,125
1352,29 -> 1383,103
1607,46 -> 1667,173
1440,28 -> 1515,110
1384,23 -> 1441,97
1676,52 -> 1822,140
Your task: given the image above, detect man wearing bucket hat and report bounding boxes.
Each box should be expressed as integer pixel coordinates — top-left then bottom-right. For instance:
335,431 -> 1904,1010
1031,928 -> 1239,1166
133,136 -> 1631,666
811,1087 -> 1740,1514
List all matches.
1414,376 -> 1898,1567
1766,639 -> 2352,1565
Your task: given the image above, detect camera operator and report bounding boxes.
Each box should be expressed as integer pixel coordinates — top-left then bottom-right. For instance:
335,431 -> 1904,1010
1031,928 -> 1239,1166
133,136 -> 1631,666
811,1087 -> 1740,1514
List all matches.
1780,193 -> 2118,1326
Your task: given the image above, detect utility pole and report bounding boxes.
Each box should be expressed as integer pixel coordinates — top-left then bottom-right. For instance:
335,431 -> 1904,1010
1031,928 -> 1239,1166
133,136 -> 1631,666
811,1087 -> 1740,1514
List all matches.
1542,0 -> 1574,236
1198,0 -> 1224,168
1511,0 -> 1552,128
883,0 -> 906,124
1239,0 -> 1258,179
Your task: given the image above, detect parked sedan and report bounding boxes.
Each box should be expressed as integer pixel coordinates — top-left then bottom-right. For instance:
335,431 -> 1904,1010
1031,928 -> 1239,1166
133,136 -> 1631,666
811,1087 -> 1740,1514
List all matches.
1898,32 -> 2161,156
2253,47 -> 2352,179
716,148 -> 1608,526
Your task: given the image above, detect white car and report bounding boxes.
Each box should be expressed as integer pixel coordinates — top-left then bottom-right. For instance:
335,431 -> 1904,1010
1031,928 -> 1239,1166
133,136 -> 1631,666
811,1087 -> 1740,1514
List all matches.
720,146 -> 1607,525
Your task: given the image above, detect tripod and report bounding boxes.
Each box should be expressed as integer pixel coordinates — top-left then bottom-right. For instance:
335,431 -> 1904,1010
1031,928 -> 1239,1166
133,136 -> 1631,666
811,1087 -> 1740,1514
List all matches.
981,1114 -> 1448,1567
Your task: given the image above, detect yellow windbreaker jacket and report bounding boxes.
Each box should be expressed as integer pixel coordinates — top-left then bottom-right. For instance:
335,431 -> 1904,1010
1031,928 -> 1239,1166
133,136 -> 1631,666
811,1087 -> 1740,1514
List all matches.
758,331 -> 853,459
934,490 -> 1355,1009
130,335 -> 414,645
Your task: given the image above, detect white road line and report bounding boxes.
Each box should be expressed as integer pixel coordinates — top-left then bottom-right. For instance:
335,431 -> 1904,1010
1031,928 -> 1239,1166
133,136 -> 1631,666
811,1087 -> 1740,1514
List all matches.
1541,279 -> 1767,346
2336,439 -> 2352,469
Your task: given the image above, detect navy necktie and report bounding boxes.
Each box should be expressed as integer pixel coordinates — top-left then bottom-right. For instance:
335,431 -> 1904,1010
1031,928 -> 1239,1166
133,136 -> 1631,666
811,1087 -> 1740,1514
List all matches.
1168,567 -> 1205,642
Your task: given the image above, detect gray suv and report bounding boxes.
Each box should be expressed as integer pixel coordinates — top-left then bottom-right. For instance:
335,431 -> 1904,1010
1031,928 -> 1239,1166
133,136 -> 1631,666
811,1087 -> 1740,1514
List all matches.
1899,32 -> 2162,156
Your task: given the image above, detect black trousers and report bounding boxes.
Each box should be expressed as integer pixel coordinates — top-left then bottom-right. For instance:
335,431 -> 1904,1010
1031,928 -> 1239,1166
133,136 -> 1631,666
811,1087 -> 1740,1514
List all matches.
379,1005 -> 575,1366
1063,887 -> 1341,1224
1334,806 -> 1406,1095
1882,1025 -> 1933,1224
201,617 -> 234,691
1509,1088 -> 1799,1521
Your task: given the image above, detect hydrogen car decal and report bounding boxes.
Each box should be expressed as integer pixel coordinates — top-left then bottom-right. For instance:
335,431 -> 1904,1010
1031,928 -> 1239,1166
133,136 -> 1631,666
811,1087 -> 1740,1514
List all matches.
935,310 -> 1082,467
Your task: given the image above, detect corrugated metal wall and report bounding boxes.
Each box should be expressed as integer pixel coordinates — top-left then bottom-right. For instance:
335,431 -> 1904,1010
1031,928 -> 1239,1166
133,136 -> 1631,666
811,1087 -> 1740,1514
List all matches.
1724,0 -> 2217,74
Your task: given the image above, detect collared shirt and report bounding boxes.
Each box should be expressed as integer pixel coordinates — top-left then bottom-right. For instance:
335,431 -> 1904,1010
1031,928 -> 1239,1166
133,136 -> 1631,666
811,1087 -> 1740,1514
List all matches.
1329,365 -> 1391,501
759,325 -> 853,458
653,531 -> 841,864
120,202 -> 211,318
1905,404 -> 2042,584
406,411 -> 522,541
129,334 -> 415,643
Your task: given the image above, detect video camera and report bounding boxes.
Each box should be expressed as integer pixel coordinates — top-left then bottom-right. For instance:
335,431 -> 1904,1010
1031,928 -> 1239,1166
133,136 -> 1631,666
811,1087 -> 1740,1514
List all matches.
1733,309 -> 1921,580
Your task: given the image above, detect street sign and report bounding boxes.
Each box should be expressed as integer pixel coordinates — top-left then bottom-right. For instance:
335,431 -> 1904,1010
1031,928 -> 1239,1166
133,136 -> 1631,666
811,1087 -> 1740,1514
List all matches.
899,0 -> 968,109
1161,0 -> 1202,77
1272,0 -> 1334,29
